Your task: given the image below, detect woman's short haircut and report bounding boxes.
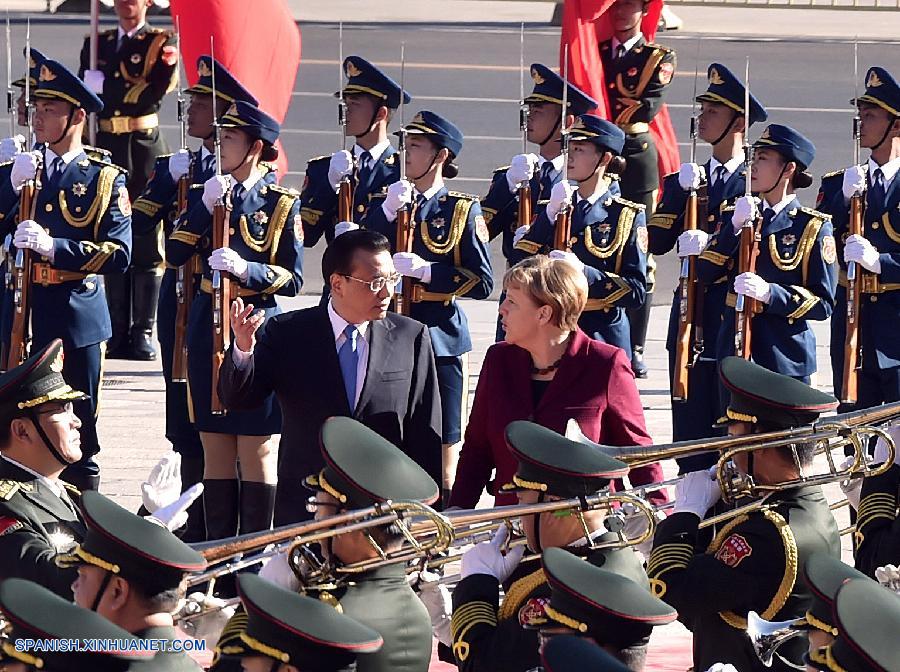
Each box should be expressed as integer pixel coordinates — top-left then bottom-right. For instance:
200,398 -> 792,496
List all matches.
503,255 -> 588,332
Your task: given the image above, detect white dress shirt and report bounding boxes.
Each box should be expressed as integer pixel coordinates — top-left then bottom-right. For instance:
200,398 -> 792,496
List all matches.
354,139 -> 392,171
611,33 -> 643,57
869,155 -> 900,191
44,147 -> 82,179
762,193 -> 797,219
708,154 -> 744,187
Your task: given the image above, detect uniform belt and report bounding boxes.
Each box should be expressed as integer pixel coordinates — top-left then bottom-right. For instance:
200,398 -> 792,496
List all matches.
618,122 -> 650,135
199,277 -> 259,298
838,270 -> 900,294
726,292 -> 765,313
31,263 -> 91,286
98,113 -> 159,135
165,254 -> 202,272
411,283 -> 456,305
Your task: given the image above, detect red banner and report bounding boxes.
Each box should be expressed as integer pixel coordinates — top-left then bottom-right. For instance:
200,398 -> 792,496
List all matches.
169,0 -> 301,177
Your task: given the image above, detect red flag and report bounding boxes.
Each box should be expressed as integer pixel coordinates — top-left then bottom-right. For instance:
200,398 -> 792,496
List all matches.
169,0 -> 301,178
560,0 -> 679,199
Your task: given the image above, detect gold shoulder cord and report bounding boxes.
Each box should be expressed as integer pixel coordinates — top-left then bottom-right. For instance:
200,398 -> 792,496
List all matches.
239,194 -> 295,259
768,216 -> 823,279
497,568 -> 546,621
58,165 -> 118,238
421,198 -> 472,256
583,207 -> 635,272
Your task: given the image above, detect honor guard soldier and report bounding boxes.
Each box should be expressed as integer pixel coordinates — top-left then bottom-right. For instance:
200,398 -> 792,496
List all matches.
0,578 -> 156,671
696,125 -> 837,387
62,491 -> 207,671
539,635 -> 632,672
166,101 -> 302,541
364,110 -> 493,498
300,56 -> 411,251
1,59 -> 131,492
649,63 -> 768,471
481,63 -> 596,338
78,0 -> 178,360
818,67 -> 900,410
218,574 -> 384,672
853,424 -> 900,577
131,56 -> 261,542
449,421 -> 646,672
647,356 -> 841,672
514,116 -> 647,361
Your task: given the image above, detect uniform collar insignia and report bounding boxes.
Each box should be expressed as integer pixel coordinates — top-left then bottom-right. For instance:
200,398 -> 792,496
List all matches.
252,210 -> 269,224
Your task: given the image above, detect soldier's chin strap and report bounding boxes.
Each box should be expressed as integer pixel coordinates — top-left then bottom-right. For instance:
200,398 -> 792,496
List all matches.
537,116 -> 562,153
711,110 -> 740,149
758,162 -> 789,199
871,114 -> 898,152
90,570 -> 115,613
409,149 -> 441,183
531,491 -> 546,555
49,106 -> 78,147
26,409 -> 74,467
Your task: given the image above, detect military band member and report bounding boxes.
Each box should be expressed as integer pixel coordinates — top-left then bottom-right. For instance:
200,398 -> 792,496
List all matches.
166,101 -> 303,541
131,56 -> 261,542
818,66 -> 900,410
649,63 -> 768,471
449,421 -> 647,672
696,125 -> 837,386
2,59 -> 131,492
513,115 -> 647,361
647,356 -> 841,672
364,110 -> 493,498
853,423 -> 900,577
78,0 -> 178,360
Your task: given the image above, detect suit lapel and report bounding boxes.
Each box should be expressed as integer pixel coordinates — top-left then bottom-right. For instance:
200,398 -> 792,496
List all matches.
355,318 -> 397,416
21,482 -> 78,521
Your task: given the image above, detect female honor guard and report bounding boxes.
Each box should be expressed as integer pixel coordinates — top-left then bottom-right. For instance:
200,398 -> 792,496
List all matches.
166,101 -> 303,541
513,115 -> 648,361
696,124 -> 837,385
364,110 -> 493,499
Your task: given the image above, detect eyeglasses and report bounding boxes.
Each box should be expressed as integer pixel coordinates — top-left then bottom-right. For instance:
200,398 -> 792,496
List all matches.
342,273 -> 402,293
35,402 -> 75,417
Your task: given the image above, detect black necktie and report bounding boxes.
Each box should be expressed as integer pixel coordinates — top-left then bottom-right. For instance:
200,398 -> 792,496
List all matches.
202,154 -> 215,178
870,168 -> 886,213
232,183 -> 245,209
539,162 -> 555,196
357,150 -> 373,190
615,44 -> 627,60
761,208 -> 776,230
709,165 -> 727,203
577,198 -> 592,221
47,157 -> 64,188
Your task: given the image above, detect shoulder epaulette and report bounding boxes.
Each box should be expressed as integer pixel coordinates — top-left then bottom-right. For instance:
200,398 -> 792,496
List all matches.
799,205 -> 831,221
86,154 -> 128,174
306,155 -> 330,165
721,204 -> 737,213
259,161 -> 277,173
370,190 -> 387,200
663,170 -> 678,179
612,195 -> 646,211
154,153 -> 174,164
147,26 -> 174,36
268,184 -> 299,196
493,165 -> 511,174
84,145 -> 112,159
0,160 -> 12,168
820,168 -> 846,180
0,480 -> 28,500
448,190 -> 478,201
646,42 -> 674,54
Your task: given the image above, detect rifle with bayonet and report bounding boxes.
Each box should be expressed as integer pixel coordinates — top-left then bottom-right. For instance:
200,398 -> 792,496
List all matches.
552,46 -> 572,252
394,43 -> 415,316
336,22 -> 354,223
6,13 -> 14,137
516,23 -> 532,229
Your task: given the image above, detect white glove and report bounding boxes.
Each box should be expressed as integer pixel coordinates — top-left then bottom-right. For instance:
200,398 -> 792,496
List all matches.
209,247 -> 249,282
0,135 -> 25,163
460,525 -> 525,583
564,418 -> 589,443
505,153 -> 540,193
147,483 -> 203,532
704,664 -> 739,672
875,565 -> 900,594
393,251 -> 433,283
674,468 -> 721,518
178,591 -> 236,650
548,249 -> 584,274
334,220 -> 360,238
546,180 -> 576,220
168,149 -> 191,182
873,424 -> 900,466
678,162 -> 704,191
141,452 -> 183,514
13,220 -> 54,259
844,234 -> 882,274
10,151 -> 40,192
731,195 -> 760,233
83,69 -> 105,95
258,550 -> 302,592
381,179 -> 414,221
201,175 -> 230,213
734,271 -> 771,304
410,570 -> 452,646
677,229 -> 710,257
512,225 -> 529,247
327,149 -> 354,190
838,457 -> 863,510
842,165 -> 867,201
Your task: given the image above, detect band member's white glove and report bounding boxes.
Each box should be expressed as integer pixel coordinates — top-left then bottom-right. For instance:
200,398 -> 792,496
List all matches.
872,423 -> 900,467
460,525 -> 525,583
874,565 -> 900,594
381,179 -> 414,222
842,165 -> 867,201
147,483 -> 204,532
548,249 -> 584,274
83,69 -> 105,94
677,229 -> 710,257
731,195 -> 760,233
704,664 -> 739,672
546,180 -> 576,220
258,550 -> 302,592
141,452 -> 183,514
512,225 -> 530,247
678,162 -> 704,191
328,149 -> 354,190
838,457 -> 863,510
409,570 -> 453,646
201,175 -> 231,213
177,591 -> 236,650
10,151 -> 40,192
844,234 -> 882,274
334,220 -> 360,238
393,251 -> 433,283
209,247 -> 250,281
506,153 -> 540,193
13,220 -> 54,259
673,468 -> 721,519
0,135 -> 25,163
168,149 -> 192,182
734,271 -> 771,304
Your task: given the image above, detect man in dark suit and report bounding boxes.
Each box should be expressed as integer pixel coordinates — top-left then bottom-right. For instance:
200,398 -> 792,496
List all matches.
219,229 -> 442,524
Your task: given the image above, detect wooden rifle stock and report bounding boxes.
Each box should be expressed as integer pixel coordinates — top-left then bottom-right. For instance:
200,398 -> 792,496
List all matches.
841,193 -> 864,403
210,197 -> 233,416
672,190 -> 700,401
517,183 -> 532,229
395,205 -> 415,316
553,205 -> 572,251
734,218 -> 760,359
171,173 -> 192,383
337,175 -> 354,223
7,176 -> 39,370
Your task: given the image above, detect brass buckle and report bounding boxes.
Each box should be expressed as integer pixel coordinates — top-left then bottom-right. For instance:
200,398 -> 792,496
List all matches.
109,116 -> 132,134
38,265 -> 51,287
411,282 -> 426,303
861,275 -> 880,295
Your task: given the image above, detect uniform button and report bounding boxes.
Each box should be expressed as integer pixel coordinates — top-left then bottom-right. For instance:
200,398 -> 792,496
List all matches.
357,204 -> 365,213
113,71 -> 120,78
45,203 -> 53,213
788,318 -> 794,324
871,295 -> 878,302
113,110 -> 121,116
608,82 -> 615,89
872,222 -> 880,229
229,228 -> 235,235
75,207 -> 82,213
125,83 -> 131,89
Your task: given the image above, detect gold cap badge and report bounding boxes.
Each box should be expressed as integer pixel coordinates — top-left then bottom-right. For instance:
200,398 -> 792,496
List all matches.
411,112 -> 425,125
39,64 -> 55,82
225,102 -> 238,116
531,67 -> 545,85
50,350 -> 64,373
345,60 -> 362,78
760,126 -> 772,140
867,70 -> 883,88
709,67 -> 725,86
198,60 -> 212,78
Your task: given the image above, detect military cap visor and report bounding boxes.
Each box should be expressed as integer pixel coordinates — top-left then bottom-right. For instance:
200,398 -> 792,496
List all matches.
524,63 -> 597,116
397,110 -> 464,157
219,100 -> 280,146
802,552 -> 868,635
541,635 -> 632,672
336,55 -> 411,109
0,339 -> 88,419
852,66 -> 900,118
752,123 -> 816,170
695,63 -> 768,126
32,59 -> 103,114
568,114 -> 626,155
186,55 -> 260,106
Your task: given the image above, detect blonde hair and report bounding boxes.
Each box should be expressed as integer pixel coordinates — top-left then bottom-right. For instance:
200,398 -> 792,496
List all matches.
503,255 -> 588,332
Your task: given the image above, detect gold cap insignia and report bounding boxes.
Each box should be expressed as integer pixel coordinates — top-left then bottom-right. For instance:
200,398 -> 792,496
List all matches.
198,60 -> 212,78
28,55 -> 36,69
411,112 -> 425,124
531,67 -> 545,85
39,64 -> 56,82
709,67 -> 725,86
760,127 -> 772,140
225,102 -> 238,116
50,350 -> 64,373
345,60 -> 362,78
571,117 -> 587,130
867,70 -> 883,88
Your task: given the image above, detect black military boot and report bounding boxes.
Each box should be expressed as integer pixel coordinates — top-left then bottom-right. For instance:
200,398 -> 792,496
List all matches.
627,293 -> 652,379
129,270 -> 161,361
104,272 -> 131,359
203,479 -> 239,541
179,455 -> 206,543
238,481 -> 276,535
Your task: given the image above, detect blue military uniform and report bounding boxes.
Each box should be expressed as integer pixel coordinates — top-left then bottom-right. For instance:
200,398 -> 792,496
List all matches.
696,125 -> 837,384
513,115 -> 648,358
818,66 -> 900,409
0,60 -> 130,491
648,63 -> 768,468
364,111 -> 493,444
